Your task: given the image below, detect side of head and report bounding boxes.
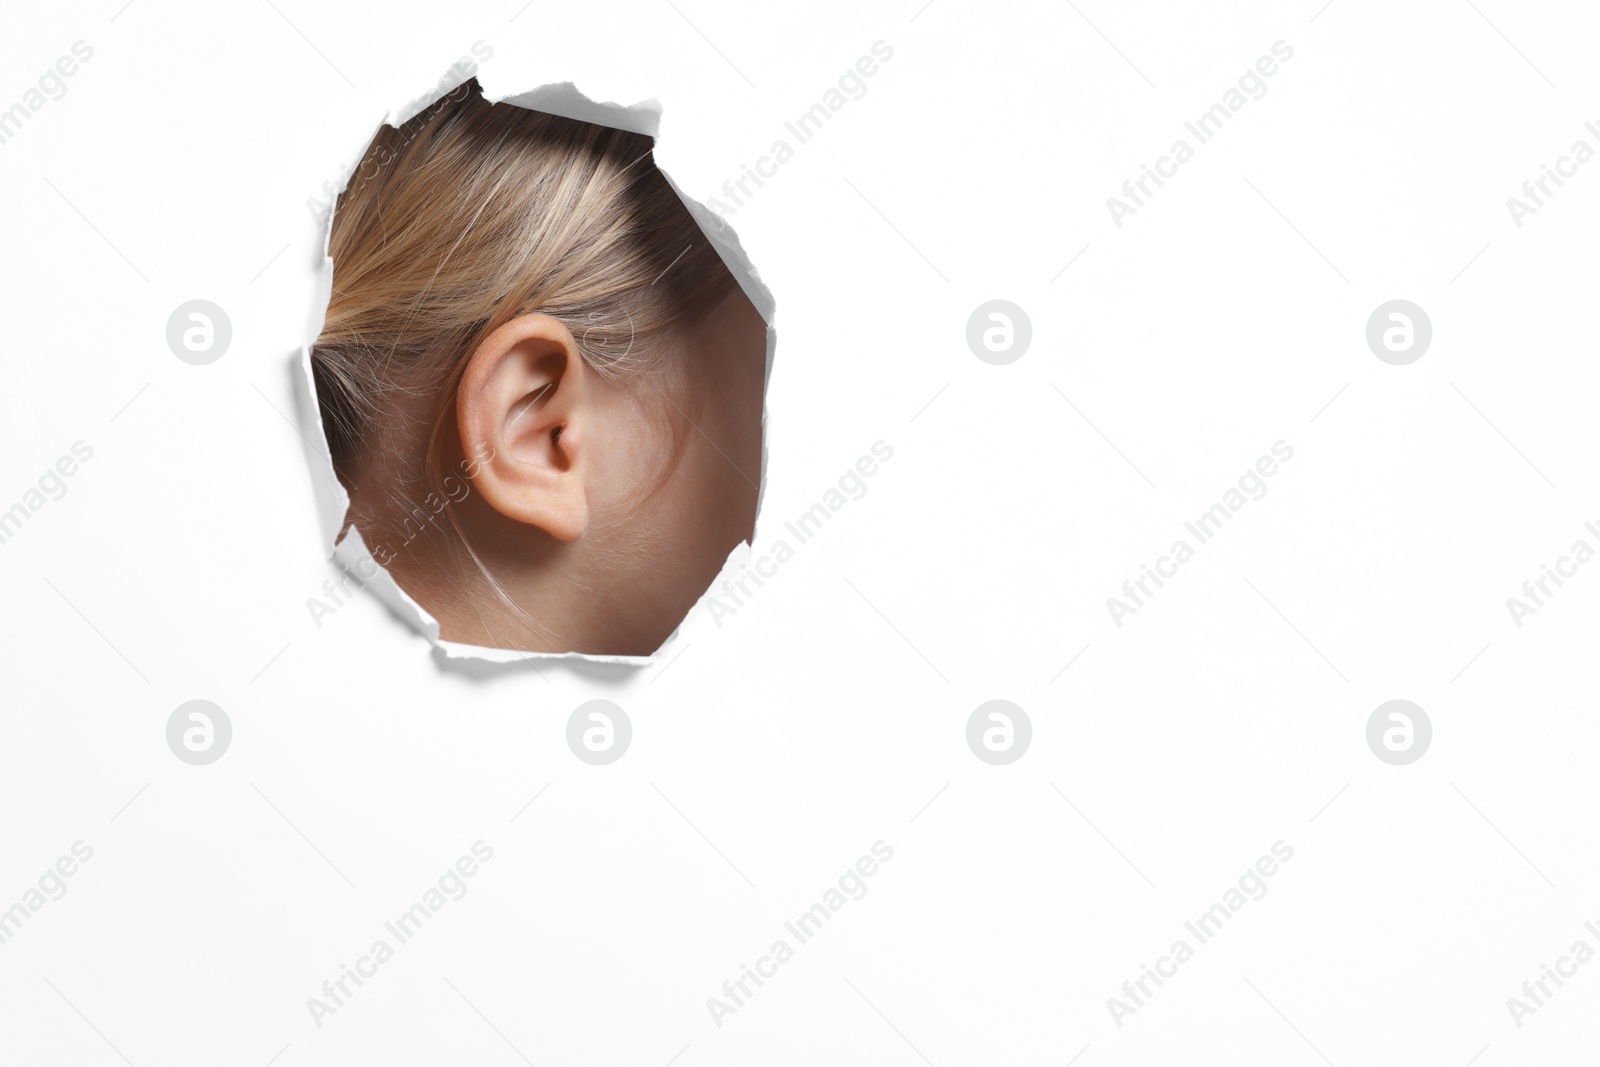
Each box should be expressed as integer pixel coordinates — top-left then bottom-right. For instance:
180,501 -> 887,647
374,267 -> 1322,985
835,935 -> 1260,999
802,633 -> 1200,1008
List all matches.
312,80 -> 767,655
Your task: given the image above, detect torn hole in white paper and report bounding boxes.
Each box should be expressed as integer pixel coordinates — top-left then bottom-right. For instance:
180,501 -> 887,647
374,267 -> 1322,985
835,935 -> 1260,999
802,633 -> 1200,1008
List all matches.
292,65 -> 774,666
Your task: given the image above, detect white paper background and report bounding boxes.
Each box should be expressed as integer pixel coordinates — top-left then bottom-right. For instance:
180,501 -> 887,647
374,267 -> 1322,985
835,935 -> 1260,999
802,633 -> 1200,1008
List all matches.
2,0 -> 1598,1063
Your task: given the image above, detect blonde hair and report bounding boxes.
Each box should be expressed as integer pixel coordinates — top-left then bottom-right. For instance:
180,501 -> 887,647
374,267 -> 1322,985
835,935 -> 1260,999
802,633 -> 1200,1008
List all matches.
312,78 -> 737,523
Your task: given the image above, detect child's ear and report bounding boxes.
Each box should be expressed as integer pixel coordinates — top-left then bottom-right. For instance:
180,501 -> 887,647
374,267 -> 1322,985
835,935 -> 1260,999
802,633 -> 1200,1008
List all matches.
457,314 -> 589,541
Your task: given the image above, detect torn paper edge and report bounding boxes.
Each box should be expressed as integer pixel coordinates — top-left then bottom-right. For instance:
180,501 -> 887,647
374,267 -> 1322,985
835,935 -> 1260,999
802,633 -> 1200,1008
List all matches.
290,61 -> 776,669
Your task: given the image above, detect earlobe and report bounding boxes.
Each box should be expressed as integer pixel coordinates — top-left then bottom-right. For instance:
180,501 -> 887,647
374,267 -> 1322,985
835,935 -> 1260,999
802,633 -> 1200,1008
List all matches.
457,314 -> 589,541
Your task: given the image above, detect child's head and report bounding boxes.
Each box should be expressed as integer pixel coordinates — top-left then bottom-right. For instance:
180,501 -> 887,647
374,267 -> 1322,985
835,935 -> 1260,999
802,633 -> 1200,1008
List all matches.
312,80 -> 767,656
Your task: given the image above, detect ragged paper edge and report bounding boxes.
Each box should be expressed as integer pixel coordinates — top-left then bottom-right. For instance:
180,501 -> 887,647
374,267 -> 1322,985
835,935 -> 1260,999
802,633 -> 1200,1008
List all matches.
290,61 -> 776,669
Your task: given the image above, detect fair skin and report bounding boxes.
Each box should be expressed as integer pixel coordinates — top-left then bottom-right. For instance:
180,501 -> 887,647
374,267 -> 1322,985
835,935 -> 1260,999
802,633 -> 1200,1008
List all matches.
376,286 -> 767,656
